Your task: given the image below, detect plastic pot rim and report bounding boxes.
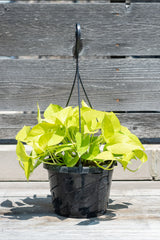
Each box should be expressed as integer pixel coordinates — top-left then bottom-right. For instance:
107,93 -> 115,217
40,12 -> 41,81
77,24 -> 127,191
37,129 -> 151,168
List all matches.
43,163 -> 114,174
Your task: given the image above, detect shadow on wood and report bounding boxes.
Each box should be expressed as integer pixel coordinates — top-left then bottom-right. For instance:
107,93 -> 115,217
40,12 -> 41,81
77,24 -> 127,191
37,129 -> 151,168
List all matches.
1,196 -> 131,222
1,195 -> 66,221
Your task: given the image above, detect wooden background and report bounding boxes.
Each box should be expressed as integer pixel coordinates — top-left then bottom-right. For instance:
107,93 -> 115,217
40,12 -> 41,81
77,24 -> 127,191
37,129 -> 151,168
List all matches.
0,0 -> 160,180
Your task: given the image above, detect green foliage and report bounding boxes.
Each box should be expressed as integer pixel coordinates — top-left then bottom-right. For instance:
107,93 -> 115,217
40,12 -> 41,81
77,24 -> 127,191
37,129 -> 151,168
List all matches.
16,100 -> 147,180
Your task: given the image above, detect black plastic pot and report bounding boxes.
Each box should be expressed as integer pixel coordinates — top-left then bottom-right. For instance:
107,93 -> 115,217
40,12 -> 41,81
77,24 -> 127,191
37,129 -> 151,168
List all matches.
43,164 -> 113,218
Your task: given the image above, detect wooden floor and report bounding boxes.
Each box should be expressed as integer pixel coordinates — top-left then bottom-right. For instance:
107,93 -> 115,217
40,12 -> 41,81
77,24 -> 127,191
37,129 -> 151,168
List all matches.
0,181 -> 160,240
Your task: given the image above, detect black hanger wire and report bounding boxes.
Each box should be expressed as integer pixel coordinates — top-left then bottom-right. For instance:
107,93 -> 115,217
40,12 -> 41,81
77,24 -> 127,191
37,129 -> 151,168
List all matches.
66,23 -> 92,110
66,24 -> 92,167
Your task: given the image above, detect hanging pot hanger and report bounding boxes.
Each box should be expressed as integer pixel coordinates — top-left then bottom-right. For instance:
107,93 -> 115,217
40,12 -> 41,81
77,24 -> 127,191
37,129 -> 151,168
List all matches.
66,23 -> 92,109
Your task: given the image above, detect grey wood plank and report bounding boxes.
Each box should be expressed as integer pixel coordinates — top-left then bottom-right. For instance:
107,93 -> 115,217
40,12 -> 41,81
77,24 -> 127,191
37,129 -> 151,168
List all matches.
1,3 -> 160,56
0,58 -> 160,111
14,0 -> 110,2
0,112 -> 160,139
111,0 -> 160,2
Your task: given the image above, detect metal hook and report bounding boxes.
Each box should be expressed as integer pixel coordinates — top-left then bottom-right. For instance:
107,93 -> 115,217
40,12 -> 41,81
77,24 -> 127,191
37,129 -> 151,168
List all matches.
73,23 -> 83,59
76,23 -> 81,39
67,23 -> 92,109
125,0 -> 131,9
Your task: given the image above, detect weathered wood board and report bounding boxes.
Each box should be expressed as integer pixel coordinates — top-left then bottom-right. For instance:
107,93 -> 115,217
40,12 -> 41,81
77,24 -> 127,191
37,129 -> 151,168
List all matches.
0,181 -> 160,240
0,112 -> 160,139
0,58 -> 160,111
1,3 -> 160,56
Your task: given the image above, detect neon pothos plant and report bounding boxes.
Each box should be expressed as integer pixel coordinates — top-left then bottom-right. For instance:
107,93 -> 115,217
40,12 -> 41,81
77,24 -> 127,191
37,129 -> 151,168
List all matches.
16,100 -> 147,180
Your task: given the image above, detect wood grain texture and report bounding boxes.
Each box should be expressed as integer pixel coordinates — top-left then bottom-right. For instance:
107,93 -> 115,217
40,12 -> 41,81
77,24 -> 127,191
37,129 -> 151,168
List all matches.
0,58 -> 160,111
1,3 -> 160,56
111,0 -> 160,2
0,112 -> 159,139
0,182 -> 160,240
16,0 -> 111,1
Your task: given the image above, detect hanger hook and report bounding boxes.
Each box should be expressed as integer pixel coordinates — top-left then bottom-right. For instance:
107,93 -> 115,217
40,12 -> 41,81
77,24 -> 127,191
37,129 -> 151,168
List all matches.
126,0 -> 131,9
76,23 -> 81,39
73,23 -> 83,59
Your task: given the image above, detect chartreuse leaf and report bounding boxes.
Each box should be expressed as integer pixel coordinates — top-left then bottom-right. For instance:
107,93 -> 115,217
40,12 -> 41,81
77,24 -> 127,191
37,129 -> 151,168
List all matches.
54,144 -> 73,155
107,133 -> 144,154
134,149 -> 147,163
72,106 -> 79,115
107,143 -> 141,154
75,132 -> 81,149
66,126 -> 78,142
93,147 -> 117,170
64,152 -> 79,167
56,107 -> 73,124
38,128 -> 65,151
107,133 -> 130,145
120,125 -> 144,150
39,122 -> 57,132
30,149 -> 42,170
106,112 -> 121,132
82,109 -> 104,124
75,132 -> 90,157
101,112 -> 120,142
48,133 -> 64,147
107,132 -> 142,147
94,151 -> 116,161
38,133 -> 53,151
27,124 -> 45,139
16,126 -> 31,142
16,141 -> 33,181
16,141 -> 30,162
82,110 -> 97,123
32,140 -> 44,154
120,150 -> 147,172
128,134 -> 145,150
44,105 -> 72,125
82,142 -> 100,160
117,152 -> 134,170
26,122 -> 57,143
44,104 -> 63,119
83,119 -> 99,134
66,116 -> 79,129
121,125 -> 131,135
81,100 -> 90,109
101,114 -> 114,141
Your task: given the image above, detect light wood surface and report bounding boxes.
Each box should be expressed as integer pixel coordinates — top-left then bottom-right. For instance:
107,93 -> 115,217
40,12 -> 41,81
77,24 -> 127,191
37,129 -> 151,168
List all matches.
0,181 -> 160,240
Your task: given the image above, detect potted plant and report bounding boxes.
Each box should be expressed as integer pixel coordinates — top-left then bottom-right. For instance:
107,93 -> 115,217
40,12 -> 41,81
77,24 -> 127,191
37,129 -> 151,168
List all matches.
16,100 -> 147,218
